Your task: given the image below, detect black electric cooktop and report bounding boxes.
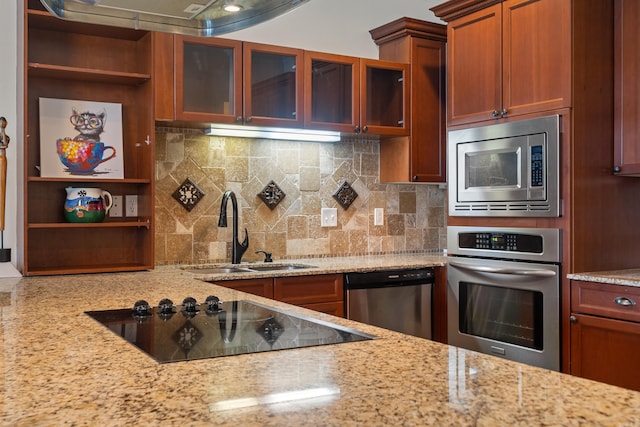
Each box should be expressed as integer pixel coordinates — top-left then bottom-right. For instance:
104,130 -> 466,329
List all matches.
86,298 -> 375,363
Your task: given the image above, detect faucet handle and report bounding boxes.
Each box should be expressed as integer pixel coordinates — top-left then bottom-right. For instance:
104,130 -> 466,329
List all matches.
256,250 -> 273,263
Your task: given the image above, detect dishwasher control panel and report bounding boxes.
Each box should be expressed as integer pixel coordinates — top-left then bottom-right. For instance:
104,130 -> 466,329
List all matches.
344,268 -> 435,288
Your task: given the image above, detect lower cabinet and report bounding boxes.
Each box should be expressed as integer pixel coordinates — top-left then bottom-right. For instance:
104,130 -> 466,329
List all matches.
570,280 -> 640,391
218,274 -> 344,318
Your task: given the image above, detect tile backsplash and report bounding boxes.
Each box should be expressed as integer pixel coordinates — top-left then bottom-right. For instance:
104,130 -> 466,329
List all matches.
155,128 -> 446,265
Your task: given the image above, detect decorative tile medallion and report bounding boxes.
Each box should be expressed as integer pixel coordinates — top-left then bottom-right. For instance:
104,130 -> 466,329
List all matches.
257,180 -> 286,210
333,181 -> 358,210
172,178 -> 205,212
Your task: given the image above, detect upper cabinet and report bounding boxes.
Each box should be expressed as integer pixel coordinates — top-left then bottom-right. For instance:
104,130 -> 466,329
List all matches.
433,0 -> 571,126
304,51 -> 409,135
24,0 -> 154,275
156,33 -> 409,136
155,35 -> 304,128
371,18 -> 447,183
613,0 -> 640,176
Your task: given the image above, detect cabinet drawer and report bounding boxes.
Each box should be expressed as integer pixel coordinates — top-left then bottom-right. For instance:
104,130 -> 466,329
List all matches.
218,278 -> 274,298
300,302 -> 344,318
274,274 -> 343,305
572,280 -> 640,322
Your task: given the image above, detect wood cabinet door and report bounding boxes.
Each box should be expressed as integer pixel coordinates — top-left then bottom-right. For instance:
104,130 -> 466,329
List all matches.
243,42 -> 304,128
303,51 -> 360,133
360,59 -> 410,136
447,3 -> 502,126
502,0 -> 571,118
570,313 -> 640,391
614,0 -> 640,175
220,278 -> 274,298
174,36 -> 243,124
409,37 -> 447,182
274,274 -> 343,306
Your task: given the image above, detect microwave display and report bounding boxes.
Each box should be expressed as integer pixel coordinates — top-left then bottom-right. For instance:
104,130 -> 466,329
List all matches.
448,115 -> 560,217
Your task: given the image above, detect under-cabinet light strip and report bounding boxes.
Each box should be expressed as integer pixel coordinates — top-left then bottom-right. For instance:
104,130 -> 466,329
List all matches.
205,124 -> 341,142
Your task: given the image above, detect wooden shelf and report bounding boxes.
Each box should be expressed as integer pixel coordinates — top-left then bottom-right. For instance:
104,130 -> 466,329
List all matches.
28,177 -> 152,184
27,9 -> 147,41
25,263 -> 152,277
28,63 -> 151,85
28,220 -> 151,230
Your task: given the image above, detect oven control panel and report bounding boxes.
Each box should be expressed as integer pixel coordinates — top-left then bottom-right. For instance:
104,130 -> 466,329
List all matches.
458,232 -> 543,253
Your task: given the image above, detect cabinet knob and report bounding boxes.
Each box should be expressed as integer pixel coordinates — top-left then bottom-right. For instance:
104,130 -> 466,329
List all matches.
397,120 -> 404,127
362,125 -> 368,133
246,117 -> 253,123
614,296 -> 636,306
235,116 -> 243,123
501,108 -> 508,118
413,175 -> 419,182
569,315 -> 577,323
492,110 -> 500,118
613,165 -> 621,174
354,125 -> 361,133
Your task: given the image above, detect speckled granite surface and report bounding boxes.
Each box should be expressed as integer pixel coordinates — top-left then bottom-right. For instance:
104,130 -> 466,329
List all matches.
1,256 -> 639,426
182,253 -> 447,281
568,269 -> 640,288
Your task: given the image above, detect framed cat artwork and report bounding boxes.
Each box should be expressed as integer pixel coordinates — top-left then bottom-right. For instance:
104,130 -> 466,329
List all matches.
39,98 -> 124,179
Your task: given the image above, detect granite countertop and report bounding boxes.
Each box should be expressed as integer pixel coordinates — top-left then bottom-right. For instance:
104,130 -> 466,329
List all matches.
181,253 -> 448,281
2,257 -> 640,425
568,269 -> 640,288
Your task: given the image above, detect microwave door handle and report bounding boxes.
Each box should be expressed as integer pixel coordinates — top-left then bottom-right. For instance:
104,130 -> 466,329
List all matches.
448,261 -> 557,277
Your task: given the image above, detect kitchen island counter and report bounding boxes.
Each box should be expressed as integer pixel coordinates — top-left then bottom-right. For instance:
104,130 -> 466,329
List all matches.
1,269 -> 639,426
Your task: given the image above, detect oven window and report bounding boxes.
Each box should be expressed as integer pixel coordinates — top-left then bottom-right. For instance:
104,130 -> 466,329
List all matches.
459,282 -> 543,350
466,151 -> 518,188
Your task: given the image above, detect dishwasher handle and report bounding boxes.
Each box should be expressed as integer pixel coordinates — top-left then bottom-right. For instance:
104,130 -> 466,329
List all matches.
448,261 -> 557,277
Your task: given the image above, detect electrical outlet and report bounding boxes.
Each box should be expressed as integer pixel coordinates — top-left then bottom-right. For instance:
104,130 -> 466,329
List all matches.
125,195 -> 138,217
320,208 -> 337,227
110,195 -> 123,217
374,208 -> 384,226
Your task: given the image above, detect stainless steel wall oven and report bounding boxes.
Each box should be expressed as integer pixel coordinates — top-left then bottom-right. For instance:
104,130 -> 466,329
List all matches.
447,226 -> 561,371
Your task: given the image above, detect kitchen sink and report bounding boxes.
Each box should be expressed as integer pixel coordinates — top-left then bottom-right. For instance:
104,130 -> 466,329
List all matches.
248,264 -> 316,271
184,264 -> 316,275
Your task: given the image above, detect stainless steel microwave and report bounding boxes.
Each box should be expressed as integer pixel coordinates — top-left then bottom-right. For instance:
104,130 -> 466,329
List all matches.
447,115 -> 560,217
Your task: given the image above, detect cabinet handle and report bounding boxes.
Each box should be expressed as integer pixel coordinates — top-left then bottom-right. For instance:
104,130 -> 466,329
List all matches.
501,108 -> 508,117
492,110 -> 500,118
614,296 -> 636,306
246,116 -> 252,123
397,120 -> 404,126
235,116 -> 243,123
569,315 -> 577,323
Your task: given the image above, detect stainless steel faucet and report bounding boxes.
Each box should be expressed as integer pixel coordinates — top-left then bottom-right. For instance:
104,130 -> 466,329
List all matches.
218,190 -> 249,264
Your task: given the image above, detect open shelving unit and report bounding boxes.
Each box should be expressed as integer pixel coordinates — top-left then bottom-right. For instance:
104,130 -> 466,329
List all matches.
23,0 -> 155,275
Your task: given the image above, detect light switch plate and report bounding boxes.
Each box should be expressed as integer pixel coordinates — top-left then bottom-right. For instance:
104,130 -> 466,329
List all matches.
374,208 -> 384,226
110,195 -> 123,217
321,208 -> 337,227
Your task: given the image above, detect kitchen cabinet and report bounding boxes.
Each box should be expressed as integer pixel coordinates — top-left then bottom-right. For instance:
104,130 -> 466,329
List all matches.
154,34 -> 304,128
570,280 -> 640,391
371,18 -> 447,182
219,277 -> 274,298
216,274 -> 344,317
433,0 -> 571,126
23,0 -> 154,275
613,0 -> 640,176
304,51 -> 409,136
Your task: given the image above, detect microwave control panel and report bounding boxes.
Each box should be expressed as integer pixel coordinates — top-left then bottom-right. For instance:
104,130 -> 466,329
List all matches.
458,232 -> 543,254
530,145 -> 544,187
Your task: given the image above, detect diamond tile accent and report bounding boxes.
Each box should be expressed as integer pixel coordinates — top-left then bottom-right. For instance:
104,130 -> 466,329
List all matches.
333,181 -> 358,210
257,180 -> 286,210
172,178 -> 205,212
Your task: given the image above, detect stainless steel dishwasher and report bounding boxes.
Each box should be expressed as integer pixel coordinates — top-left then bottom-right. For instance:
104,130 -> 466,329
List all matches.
344,268 -> 435,340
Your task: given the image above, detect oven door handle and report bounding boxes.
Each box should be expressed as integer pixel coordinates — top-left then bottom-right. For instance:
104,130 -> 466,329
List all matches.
448,261 -> 557,277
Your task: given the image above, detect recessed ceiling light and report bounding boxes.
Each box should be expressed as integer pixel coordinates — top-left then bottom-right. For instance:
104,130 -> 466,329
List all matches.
224,3 -> 243,12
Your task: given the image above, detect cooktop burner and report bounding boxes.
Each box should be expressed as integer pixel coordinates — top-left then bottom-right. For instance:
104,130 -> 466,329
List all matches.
86,297 -> 375,363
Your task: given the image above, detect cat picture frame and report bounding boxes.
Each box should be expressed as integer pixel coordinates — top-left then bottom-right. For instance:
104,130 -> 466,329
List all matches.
39,97 -> 124,179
